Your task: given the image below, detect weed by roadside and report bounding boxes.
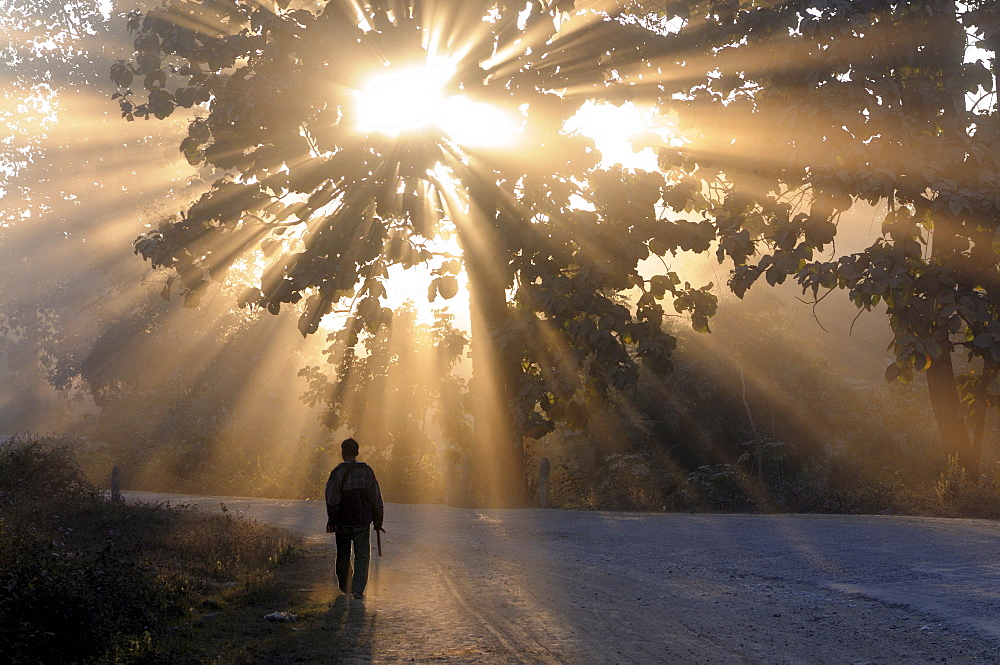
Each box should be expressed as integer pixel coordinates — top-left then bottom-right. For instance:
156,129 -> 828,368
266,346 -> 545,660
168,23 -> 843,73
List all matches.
0,436 -> 299,665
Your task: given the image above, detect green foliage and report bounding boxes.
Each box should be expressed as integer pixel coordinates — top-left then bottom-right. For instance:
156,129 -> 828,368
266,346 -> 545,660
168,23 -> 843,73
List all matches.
738,434 -> 794,489
0,435 -> 101,506
103,0 -> 1000,493
935,454 -> 971,506
547,457 -> 590,510
531,286 -> 1000,514
0,436 -> 298,665
646,0 -> 1000,472
0,440 -> 167,664
117,0 -> 723,443
930,454 -> 1000,517
544,452 -> 676,512
685,464 -> 756,512
0,522 -> 168,664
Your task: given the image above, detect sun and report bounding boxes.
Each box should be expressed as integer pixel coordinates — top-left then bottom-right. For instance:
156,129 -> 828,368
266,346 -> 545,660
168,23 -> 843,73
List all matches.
355,60 -> 517,147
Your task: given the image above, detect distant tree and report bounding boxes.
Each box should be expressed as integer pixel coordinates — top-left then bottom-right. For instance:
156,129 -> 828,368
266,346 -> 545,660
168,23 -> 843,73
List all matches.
299,303 -> 468,502
626,0 -> 1000,478
1,0 -> 317,476
118,0 -> 719,505
0,0 -> 125,430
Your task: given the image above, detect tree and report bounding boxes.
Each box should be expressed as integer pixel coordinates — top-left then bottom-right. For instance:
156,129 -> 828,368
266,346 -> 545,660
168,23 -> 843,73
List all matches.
299,303 -> 469,503
1,0 -> 332,494
118,0 -> 719,505
1,0 -> 130,432
615,0 -> 1000,478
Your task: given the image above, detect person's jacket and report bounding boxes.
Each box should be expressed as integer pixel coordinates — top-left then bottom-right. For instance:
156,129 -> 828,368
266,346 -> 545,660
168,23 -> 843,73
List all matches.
325,461 -> 384,531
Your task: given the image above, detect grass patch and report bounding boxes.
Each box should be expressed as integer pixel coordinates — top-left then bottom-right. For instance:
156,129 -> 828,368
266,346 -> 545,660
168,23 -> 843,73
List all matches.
0,436 -> 299,665
150,546 -> 377,665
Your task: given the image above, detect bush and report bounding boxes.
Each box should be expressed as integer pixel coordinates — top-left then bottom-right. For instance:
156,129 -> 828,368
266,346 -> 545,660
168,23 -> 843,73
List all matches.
930,457 -> 1000,518
590,453 -> 666,511
0,524 -> 170,664
546,457 -> 589,510
0,436 -> 298,665
0,435 -> 101,507
0,438 -> 166,663
685,464 -> 757,512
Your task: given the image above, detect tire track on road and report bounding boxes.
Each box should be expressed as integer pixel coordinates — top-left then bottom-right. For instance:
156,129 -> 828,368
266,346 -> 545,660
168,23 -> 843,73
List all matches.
430,558 -> 567,664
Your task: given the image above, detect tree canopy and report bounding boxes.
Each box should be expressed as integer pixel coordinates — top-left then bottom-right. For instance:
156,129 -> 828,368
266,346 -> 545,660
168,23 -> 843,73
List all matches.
117,0 -> 720,502
117,0 -> 1000,496
635,0 -> 1000,476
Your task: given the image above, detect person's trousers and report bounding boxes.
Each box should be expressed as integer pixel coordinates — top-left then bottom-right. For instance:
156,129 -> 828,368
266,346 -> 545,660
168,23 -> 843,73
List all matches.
335,525 -> 371,595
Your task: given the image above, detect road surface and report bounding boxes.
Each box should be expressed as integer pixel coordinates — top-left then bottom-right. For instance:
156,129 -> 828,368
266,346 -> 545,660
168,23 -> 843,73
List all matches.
130,492 -> 1000,663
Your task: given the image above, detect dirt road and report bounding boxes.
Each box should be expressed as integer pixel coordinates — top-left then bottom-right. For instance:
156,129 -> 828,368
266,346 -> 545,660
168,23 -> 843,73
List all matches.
131,493 -> 1000,663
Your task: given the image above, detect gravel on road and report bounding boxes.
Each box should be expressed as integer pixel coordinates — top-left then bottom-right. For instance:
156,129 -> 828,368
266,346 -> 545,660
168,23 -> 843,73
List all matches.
129,492 -> 1000,664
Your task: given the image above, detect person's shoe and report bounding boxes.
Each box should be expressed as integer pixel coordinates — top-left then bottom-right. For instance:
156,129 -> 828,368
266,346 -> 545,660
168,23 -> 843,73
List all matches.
352,592 -> 364,600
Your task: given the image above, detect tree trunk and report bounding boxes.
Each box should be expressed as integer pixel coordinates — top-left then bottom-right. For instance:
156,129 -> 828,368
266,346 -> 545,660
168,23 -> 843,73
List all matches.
926,345 -> 978,478
466,258 -> 526,506
969,362 -> 995,478
922,0 -> 979,479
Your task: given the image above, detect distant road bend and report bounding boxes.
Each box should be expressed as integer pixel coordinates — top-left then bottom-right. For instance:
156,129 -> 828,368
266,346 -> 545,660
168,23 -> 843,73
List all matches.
130,492 -> 1000,663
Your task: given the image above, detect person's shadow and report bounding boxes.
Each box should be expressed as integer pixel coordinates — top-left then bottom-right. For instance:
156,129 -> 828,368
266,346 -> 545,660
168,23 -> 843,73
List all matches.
324,593 -> 376,658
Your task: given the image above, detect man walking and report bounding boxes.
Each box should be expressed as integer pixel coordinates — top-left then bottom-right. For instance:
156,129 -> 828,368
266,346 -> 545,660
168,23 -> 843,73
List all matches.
325,437 -> 384,600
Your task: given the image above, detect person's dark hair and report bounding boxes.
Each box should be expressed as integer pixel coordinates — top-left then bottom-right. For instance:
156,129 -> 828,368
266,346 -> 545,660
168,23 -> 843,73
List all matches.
341,438 -> 359,458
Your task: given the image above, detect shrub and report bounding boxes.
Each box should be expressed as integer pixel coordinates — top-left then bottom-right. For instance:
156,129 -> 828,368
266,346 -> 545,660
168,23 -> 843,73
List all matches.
590,453 -> 666,512
547,457 -> 590,510
0,524 -> 171,664
0,435 -> 101,507
0,436 -> 298,665
685,464 -> 756,512
931,457 -> 1000,518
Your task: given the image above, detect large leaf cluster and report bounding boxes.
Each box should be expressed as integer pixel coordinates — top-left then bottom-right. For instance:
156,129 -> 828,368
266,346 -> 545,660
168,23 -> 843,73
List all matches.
632,1 -> 1000,394
117,0 -> 721,437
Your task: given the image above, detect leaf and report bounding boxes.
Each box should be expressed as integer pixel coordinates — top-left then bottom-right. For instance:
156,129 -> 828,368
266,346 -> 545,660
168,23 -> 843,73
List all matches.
973,332 -> 993,348
148,88 -> 175,119
438,275 -> 459,300
261,238 -> 280,256
180,136 -> 204,165
884,363 -> 901,383
765,265 -> 783,286
916,338 -> 942,359
135,52 -> 161,75
648,275 -> 669,299
911,352 -> 931,372
356,297 -> 380,328
110,61 -> 133,88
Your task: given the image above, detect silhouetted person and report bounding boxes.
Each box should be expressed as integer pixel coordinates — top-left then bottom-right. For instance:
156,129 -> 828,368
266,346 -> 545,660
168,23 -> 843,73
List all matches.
325,437 -> 384,600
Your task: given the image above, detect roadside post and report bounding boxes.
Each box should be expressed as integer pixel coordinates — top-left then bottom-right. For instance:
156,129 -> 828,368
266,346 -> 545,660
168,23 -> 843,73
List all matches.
538,457 -> 550,508
111,465 -> 121,502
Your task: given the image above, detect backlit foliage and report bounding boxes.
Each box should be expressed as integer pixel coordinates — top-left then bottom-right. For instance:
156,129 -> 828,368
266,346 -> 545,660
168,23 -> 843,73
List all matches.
117,0 -> 1000,480
640,0 -> 1000,475
117,0 -> 717,439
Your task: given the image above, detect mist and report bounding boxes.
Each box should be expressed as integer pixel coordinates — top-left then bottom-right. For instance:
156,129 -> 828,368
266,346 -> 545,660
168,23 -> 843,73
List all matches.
4,1 -> 994,511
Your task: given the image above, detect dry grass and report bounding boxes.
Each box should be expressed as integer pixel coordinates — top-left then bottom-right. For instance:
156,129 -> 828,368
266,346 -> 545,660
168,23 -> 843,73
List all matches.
0,437 -> 299,665
151,546 -> 372,665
